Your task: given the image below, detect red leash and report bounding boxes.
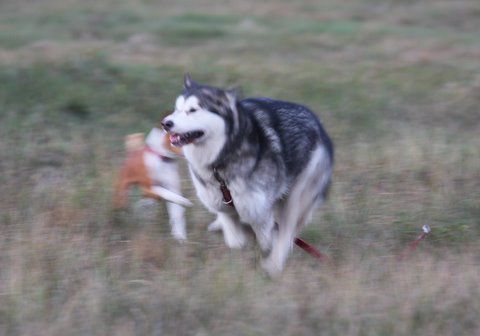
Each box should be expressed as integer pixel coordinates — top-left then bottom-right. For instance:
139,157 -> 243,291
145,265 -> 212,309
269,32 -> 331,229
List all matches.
397,224 -> 431,261
211,168 -> 431,264
295,224 -> 432,264
294,237 -> 331,263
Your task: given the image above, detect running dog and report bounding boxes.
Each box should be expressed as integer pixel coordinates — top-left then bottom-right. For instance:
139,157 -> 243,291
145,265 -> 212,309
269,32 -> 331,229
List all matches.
114,127 -> 192,241
162,75 -> 334,275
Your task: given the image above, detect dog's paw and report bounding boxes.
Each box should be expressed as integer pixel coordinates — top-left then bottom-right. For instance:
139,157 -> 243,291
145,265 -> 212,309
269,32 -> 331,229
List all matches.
207,219 -> 222,232
171,229 -> 187,242
179,197 -> 194,208
261,256 -> 283,278
223,228 -> 247,249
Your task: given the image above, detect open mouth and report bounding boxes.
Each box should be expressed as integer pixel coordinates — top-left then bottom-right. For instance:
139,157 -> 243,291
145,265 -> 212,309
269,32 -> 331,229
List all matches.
169,131 -> 205,147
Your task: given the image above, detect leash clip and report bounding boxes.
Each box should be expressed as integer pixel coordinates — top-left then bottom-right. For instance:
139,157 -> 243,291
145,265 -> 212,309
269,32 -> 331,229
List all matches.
222,197 -> 233,205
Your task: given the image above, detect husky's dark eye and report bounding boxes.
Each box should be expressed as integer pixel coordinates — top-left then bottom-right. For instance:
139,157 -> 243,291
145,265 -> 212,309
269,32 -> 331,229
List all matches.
188,107 -> 197,113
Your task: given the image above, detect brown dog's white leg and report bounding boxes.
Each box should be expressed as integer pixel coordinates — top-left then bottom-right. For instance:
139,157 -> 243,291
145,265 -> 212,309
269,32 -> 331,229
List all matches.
166,202 -> 187,241
150,186 -> 193,207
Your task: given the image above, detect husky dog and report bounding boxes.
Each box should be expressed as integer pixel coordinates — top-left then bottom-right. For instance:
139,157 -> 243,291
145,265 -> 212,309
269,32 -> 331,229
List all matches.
162,75 -> 334,275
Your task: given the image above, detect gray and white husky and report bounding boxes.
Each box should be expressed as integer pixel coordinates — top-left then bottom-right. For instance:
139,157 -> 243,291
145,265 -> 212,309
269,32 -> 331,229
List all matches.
162,75 -> 334,276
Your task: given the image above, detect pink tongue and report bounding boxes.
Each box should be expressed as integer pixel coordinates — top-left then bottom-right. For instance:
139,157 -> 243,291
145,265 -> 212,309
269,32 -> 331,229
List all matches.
169,134 -> 179,143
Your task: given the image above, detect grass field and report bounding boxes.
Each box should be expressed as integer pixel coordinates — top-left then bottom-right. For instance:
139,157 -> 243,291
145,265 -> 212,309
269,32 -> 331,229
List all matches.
0,0 -> 479,335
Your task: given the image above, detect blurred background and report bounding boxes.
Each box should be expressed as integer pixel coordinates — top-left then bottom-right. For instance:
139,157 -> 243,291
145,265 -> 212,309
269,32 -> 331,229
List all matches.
0,0 -> 479,335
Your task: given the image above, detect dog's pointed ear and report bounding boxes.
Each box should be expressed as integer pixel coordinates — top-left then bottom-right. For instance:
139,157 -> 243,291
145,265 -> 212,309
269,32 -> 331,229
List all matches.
225,87 -> 242,113
225,86 -> 243,102
183,74 -> 197,89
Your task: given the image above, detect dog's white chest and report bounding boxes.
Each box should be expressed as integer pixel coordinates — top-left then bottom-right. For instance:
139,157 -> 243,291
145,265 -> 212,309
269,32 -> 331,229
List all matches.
188,167 -> 226,212
189,166 -> 270,225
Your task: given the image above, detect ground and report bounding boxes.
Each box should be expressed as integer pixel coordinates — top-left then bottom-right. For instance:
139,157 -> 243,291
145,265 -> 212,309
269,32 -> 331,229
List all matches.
0,0 -> 479,335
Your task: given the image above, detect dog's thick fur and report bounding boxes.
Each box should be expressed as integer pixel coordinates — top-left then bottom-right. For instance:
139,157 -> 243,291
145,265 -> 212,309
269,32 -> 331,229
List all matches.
163,76 -> 334,275
114,128 -> 192,241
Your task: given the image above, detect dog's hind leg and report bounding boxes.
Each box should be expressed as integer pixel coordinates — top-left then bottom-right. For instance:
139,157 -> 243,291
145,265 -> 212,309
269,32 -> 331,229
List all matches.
113,179 -> 130,208
113,166 -> 132,208
167,202 -> 187,241
262,146 -> 332,277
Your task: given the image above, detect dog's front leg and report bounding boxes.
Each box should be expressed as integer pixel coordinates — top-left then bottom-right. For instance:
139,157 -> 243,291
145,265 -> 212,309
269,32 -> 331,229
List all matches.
234,193 -> 275,253
207,217 -> 222,232
214,212 -> 246,249
250,215 -> 275,253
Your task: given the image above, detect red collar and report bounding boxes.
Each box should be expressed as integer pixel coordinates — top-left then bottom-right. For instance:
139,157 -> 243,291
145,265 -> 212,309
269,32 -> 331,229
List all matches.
144,145 -> 176,163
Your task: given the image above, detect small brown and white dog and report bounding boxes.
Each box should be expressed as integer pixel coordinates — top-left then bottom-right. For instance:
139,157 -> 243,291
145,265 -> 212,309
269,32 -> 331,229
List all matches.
114,127 -> 192,241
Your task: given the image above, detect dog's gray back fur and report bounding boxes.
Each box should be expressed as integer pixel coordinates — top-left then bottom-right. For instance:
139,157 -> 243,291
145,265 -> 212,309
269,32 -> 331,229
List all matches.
183,81 -> 333,202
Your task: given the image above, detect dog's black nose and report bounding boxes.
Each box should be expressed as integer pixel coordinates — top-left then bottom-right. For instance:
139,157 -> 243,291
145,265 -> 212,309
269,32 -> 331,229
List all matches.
161,119 -> 174,131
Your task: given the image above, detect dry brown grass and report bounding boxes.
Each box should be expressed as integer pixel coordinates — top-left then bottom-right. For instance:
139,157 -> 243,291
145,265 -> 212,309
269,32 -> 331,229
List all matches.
1,215 -> 479,335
